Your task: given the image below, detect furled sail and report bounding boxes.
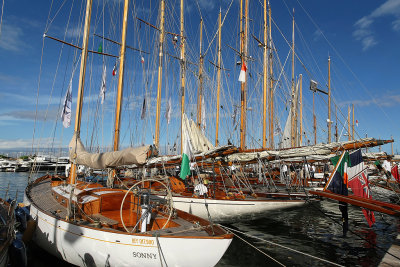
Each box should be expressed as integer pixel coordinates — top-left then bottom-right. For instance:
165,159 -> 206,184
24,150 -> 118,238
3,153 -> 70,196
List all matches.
226,138 -> 381,163
281,111 -> 292,149
182,113 -> 214,153
281,79 -> 299,149
69,133 -> 150,169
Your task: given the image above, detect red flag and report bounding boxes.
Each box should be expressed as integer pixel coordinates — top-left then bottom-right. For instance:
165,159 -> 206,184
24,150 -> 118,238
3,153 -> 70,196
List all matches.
238,61 -> 247,83
356,119 -> 359,126
112,63 -> 117,76
348,170 -> 375,227
391,165 -> 399,183
141,56 -> 145,64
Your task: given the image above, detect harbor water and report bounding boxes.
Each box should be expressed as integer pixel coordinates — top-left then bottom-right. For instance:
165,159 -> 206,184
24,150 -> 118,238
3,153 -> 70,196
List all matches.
1,172 -> 398,266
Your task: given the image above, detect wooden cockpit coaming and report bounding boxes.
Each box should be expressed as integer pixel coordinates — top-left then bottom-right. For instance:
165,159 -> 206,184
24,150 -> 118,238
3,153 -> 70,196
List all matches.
27,175 -> 232,239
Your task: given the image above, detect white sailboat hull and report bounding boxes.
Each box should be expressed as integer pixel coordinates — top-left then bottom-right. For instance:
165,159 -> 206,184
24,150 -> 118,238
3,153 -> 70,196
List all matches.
170,196 -> 305,222
24,193 -> 232,267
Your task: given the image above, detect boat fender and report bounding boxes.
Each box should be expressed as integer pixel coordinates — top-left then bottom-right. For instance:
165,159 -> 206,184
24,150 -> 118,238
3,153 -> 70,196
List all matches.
22,219 -> 36,244
9,239 -> 27,267
15,207 -> 28,232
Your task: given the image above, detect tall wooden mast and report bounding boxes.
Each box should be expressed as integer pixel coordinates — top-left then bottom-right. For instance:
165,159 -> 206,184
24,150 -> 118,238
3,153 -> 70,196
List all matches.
299,74 -> 303,146
154,0 -> 165,148
347,105 -> 351,141
391,135 -> 394,155
70,0 -> 93,185
335,104 -> 338,142
352,103 -> 355,140
180,0 -> 186,154
215,9 -> 222,146
290,9 -> 296,147
239,0 -> 249,150
268,2 -> 274,149
197,19 -> 204,129
328,56 -> 331,143
113,0 -> 130,152
313,91 -> 316,145
262,0 -> 268,149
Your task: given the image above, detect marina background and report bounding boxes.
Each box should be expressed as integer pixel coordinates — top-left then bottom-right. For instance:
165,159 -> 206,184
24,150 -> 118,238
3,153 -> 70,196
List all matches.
1,171 -> 398,266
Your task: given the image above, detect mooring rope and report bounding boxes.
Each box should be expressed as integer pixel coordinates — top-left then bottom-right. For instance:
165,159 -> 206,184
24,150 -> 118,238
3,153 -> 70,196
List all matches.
220,224 -> 344,267
221,225 -> 286,267
155,235 -> 168,267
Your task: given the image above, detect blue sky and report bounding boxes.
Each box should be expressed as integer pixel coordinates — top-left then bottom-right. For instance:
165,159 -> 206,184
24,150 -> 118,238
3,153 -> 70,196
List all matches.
0,0 -> 399,155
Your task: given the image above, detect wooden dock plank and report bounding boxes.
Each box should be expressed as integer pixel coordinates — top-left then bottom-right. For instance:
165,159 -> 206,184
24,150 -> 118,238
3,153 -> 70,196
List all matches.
379,234 -> 400,267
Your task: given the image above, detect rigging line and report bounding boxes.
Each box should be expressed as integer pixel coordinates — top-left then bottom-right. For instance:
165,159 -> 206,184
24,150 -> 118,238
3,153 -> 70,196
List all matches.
330,65 -> 358,110
203,0 -> 234,57
194,0 -> 204,23
155,235 -> 168,267
222,223 -> 344,266
294,22 -> 327,85
294,0 -> 392,122
328,96 -> 363,143
270,17 -> 313,81
220,225 -> 286,267
0,0 -> 4,37
49,0 -> 77,155
273,49 -> 290,100
44,0 -> 68,34
44,0 -> 56,33
34,1 -> 73,157
220,66 -> 236,143
31,37 -> 47,156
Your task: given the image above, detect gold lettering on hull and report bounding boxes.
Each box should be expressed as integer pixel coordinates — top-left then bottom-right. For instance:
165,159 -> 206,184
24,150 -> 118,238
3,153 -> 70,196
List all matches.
132,238 -> 155,246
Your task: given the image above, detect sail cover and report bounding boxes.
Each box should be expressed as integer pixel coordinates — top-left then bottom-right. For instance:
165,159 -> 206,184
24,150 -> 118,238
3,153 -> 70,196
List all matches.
69,133 -> 150,169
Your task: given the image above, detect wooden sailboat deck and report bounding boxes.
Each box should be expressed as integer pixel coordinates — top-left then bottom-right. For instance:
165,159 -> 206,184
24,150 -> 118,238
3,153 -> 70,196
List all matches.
28,178 -> 212,237
29,179 -> 69,219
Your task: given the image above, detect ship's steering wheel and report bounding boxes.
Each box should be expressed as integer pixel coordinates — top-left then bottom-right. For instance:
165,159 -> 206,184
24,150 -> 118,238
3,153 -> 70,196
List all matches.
120,178 -> 174,233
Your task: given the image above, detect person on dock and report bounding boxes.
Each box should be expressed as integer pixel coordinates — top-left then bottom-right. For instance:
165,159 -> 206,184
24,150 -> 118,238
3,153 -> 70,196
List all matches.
304,163 -> 311,179
310,164 -> 316,179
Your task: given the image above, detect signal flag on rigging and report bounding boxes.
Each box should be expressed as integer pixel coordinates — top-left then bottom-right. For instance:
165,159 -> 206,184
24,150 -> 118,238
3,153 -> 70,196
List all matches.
238,61 -> 247,83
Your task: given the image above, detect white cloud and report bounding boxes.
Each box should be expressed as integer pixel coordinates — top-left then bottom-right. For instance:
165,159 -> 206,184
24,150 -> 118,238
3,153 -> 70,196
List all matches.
360,36 -> 378,51
0,138 -> 61,150
0,92 -> 61,106
65,26 -> 83,39
392,19 -> 400,31
341,94 -> 400,108
370,0 -> 400,17
313,29 -> 323,42
0,23 -> 25,51
353,0 -> 400,51
185,0 -> 216,13
0,89 -> 113,109
197,0 -> 216,10
0,73 -> 19,83
2,109 -> 59,121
